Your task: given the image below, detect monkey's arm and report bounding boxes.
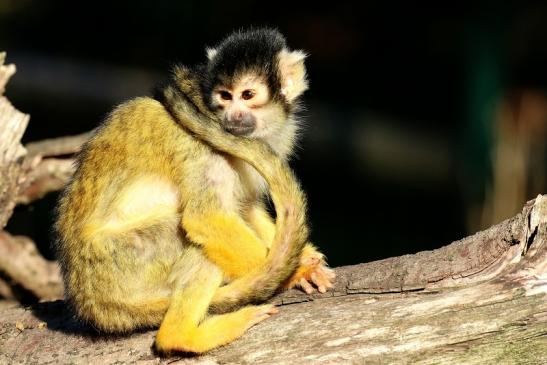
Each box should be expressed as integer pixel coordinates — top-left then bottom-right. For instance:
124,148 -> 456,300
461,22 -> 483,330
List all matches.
244,203 -> 276,245
182,209 -> 268,280
245,203 -> 335,293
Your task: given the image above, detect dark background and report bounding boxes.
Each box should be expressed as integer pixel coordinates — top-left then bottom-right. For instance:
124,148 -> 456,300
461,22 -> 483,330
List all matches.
1,1 -> 546,266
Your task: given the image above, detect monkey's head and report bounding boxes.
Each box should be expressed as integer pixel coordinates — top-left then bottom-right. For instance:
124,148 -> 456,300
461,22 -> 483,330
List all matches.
201,28 -> 308,141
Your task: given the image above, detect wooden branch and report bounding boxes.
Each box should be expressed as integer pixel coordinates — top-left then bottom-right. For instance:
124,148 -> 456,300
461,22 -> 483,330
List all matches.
25,132 -> 92,158
15,131 -> 91,204
16,131 -> 91,206
16,158 -> 75,204
0,195 -> 545,364
0,232 -> 63,301
0,54 -> 30,228
0,276 -> 15,299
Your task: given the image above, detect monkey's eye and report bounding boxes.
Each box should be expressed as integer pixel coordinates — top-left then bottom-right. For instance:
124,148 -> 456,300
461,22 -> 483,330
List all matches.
220,91 -> 232,100
241,89 -> 255,100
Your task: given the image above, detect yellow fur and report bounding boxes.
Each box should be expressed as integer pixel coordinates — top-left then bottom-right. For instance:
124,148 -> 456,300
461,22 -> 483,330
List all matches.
56,34 -> 330,354
56,96 -> 308,353
183,212 -> 268,279
242,203 -> 328,289
245,204 -> 277,246
162,69 -> 315,315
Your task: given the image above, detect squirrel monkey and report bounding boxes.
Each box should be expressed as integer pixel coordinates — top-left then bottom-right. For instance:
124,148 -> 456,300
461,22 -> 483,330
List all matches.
55,28 -> 334,354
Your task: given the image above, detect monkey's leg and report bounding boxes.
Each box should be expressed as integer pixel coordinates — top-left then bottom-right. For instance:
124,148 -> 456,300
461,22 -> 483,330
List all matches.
245,203 -> 335,294
182,211 -> 268,279
155,249 -> 277,354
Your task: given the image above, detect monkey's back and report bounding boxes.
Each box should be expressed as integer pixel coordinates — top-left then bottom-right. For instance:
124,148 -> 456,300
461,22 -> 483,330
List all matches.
55,97 -> 214,332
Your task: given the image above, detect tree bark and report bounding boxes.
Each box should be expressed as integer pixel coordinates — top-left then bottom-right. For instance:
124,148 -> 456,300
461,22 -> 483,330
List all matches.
0,52 -> 30,229
0,195 -> 545,365
0,54 -> 85,301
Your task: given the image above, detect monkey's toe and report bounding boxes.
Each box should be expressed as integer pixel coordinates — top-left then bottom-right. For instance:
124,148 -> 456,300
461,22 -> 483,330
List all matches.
244,304 -> 279,330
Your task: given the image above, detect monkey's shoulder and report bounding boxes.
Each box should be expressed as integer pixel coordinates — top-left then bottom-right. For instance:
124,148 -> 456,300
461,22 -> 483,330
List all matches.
83,97 -> 209,161
101,97 -> 183,140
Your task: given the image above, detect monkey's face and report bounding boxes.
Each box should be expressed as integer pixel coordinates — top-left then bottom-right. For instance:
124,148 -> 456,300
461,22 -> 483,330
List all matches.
211,74 -> 285,138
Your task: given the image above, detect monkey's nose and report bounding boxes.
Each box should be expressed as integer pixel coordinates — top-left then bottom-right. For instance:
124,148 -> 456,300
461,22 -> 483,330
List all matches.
237,113 -> 256,127
232,110 -> 244,120
225,112 -> 256,136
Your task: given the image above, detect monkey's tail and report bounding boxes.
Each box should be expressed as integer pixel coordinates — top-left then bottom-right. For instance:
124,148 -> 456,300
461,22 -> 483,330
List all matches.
209,156 -> 308,312
161,82 -> 308,312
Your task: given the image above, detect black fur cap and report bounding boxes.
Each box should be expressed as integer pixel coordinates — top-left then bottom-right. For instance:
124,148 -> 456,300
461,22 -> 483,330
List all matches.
201,28 -> 287,106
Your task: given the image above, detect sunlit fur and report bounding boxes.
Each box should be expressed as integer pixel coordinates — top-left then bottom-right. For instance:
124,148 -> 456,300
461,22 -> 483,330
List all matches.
56,28 -> 329,355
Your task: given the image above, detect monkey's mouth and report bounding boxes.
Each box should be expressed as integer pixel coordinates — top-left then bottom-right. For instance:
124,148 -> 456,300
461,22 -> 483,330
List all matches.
224,125 -> 255,136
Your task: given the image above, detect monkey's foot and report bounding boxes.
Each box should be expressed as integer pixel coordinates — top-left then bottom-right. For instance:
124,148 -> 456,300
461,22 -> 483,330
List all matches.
284,247 -> 336,294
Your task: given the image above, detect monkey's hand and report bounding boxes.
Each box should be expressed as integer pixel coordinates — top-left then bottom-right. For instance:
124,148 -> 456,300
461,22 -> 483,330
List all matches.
283,244 -> 335,294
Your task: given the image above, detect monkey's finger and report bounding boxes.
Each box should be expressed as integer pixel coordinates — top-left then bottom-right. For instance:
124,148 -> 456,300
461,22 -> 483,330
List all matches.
309,272 -> 321,289
310,272 -> 327,293
299,278 -> 315,294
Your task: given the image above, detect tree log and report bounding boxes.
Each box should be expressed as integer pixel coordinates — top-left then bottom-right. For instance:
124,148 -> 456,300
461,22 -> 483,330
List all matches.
25,132 -> 93,159
0,195 -> 545,364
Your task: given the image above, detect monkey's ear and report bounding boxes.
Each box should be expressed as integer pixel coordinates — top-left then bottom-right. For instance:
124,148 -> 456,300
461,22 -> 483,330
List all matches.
206,48 -> 218,61
278,49 -> 308,102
